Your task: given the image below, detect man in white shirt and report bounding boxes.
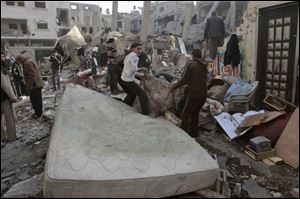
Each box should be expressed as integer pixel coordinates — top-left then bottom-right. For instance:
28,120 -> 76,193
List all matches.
119,42 -> 149,115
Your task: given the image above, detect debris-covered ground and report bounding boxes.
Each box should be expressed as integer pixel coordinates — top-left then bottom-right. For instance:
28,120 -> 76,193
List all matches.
1,77 -> 298,198
1,31 -> 299,198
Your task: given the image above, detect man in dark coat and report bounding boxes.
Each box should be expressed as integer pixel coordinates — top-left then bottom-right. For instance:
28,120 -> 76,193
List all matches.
204,11 -> 225,60
172,49 -> 208,138
16,55 -> 43,118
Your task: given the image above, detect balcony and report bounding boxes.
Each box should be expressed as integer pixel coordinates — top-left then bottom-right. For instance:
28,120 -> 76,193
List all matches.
1,29 -> 26,37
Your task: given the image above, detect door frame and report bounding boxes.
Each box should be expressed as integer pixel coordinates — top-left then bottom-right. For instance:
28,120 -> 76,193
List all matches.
256,2 -> 299,106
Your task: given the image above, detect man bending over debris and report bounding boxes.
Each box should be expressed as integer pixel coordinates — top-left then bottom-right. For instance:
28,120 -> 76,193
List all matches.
119,42 -> 149,116
172,49 -> 208,138
16,55 -> 43,119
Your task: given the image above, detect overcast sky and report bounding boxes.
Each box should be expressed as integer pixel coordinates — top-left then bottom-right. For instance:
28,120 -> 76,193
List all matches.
69,1 -> 145,14
70,1 -> 197,14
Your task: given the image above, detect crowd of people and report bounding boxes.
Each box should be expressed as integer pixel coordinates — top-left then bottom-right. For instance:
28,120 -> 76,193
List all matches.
2,11 -> 239,146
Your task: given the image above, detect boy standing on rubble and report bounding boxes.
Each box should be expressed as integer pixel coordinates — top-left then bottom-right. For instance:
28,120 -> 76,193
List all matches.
107,38 -> 122,94
49,50 -> 62,91
98,39 -> 107,68
120,42 -> 149,116
172,49 -> 208,138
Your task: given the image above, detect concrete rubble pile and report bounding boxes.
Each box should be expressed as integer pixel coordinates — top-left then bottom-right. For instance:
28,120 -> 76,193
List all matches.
1,77 -> 60,198
2,26 -> 299,198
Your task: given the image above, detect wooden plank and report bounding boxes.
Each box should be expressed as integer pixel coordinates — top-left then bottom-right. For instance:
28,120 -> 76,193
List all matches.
244,145 -> 275,160
239,113 -> 266,128
263,159 -> 276,166
275,108 -> 299,168
261,111 -> 286,123
268,156 -> 283,163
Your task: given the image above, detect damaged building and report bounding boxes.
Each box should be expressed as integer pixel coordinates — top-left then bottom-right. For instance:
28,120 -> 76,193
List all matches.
1,1 -> 299,198
147,1 -> 248,41
1,1 -> 71,61
70,2 -> 103,36
102,6 -> 142,35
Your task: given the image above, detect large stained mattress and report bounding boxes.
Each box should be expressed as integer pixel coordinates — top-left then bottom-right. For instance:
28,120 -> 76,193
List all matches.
43,84 -> 219,198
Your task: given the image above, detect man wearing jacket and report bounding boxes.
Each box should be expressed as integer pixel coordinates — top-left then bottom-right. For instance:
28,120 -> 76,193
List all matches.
1,52 -> 17,144
204,11 -> 225,60
16,55 -> 43,119
172,49 -> 208,138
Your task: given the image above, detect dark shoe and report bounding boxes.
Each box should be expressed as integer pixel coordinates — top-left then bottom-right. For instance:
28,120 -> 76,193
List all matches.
6,138 -> 17,143
1,142 -> 6,149
111,90 -> 123,95
31,114 -> 41,119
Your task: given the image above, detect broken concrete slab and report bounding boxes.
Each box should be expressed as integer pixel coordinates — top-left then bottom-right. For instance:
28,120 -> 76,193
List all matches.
3,173 -> 43,198
242,179 -> 272,198
43,84 -> 219,198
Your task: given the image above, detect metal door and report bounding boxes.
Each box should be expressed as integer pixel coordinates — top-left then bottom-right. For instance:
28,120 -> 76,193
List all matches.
256,2 -> 298,104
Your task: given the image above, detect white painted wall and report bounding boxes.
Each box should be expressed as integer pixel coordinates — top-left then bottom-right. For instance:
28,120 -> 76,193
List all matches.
1,1 -> 58,39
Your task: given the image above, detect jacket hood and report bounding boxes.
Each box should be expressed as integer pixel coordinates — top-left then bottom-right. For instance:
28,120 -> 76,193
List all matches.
194,57 -> 207,66
15,55 -> 27,64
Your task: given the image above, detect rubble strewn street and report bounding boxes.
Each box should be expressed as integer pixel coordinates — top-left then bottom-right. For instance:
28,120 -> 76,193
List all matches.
1,1 -> 299,198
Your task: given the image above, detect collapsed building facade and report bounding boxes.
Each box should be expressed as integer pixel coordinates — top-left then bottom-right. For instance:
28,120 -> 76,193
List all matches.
70,2 -> 103,37
148,1 -> 248,41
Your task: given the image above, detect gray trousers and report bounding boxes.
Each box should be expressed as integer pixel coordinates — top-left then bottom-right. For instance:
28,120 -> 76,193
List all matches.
52,69 -> 60,91
1,99 -> 17,142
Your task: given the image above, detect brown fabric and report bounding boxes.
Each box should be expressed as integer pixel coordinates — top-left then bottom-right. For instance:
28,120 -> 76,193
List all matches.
251,112 -> 293,147
1,71 -> 17,101
16,55 -> 43,90
173,58 -> 208,97
137,74 -> 185,117
181,96 -> 206,138
1,99 -> 17,142
207,78 -> 224,90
